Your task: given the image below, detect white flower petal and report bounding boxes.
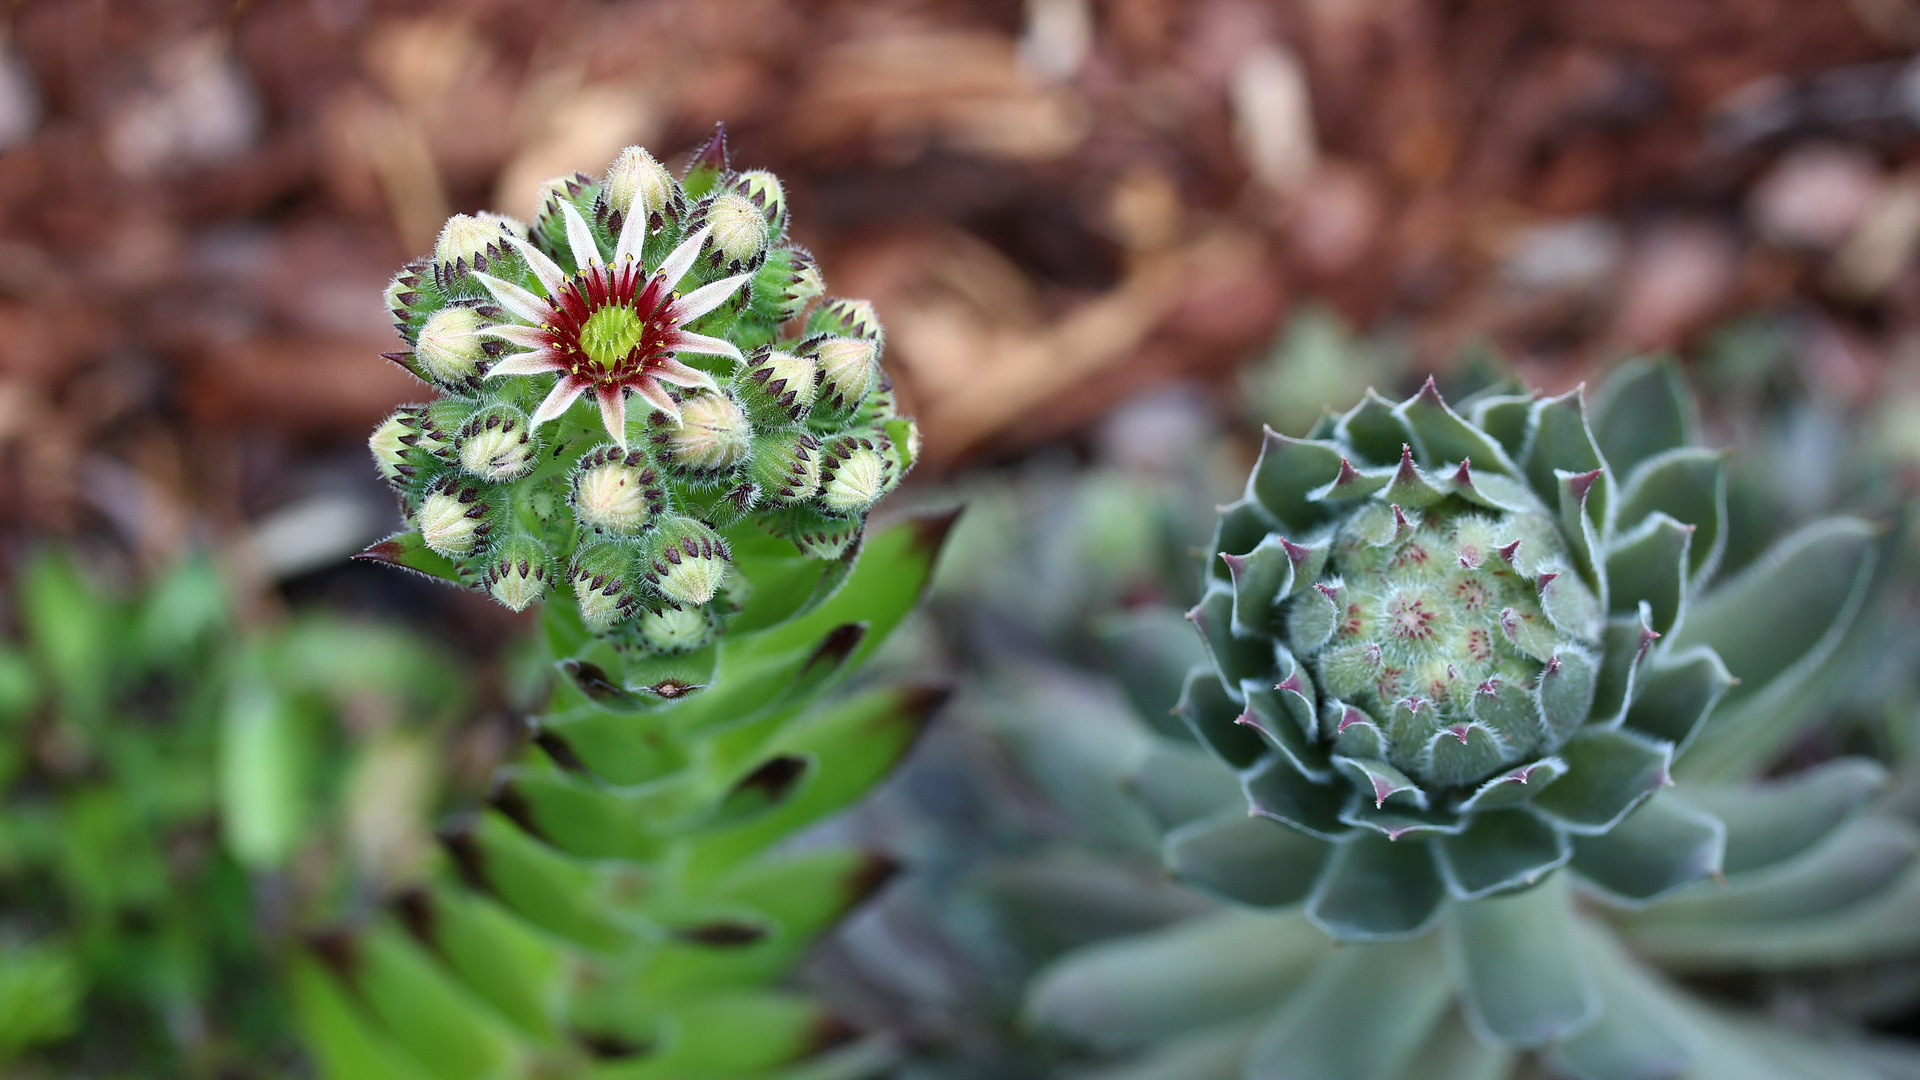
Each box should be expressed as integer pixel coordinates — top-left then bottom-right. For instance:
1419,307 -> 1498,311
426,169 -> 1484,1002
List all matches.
486,349 -> 566,378
656,226 -> 711,290
613,192 -> 649,267
471,271 -> 551,325
596,386 -> 628,447
530,376 -> 589,427
666,329 -> 743,362
671,273 -> 751,324
504,236 -> 569,298
634,380 -> 682,422
480,324 -> 550,349
559,200 -> 603,272
654,357 -> 721,389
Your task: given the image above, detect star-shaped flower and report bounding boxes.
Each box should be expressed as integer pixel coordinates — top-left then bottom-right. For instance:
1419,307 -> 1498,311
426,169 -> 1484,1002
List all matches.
471,199 -> 749,446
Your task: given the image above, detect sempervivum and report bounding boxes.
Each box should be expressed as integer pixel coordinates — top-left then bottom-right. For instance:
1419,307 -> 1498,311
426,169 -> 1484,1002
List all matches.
1026,362 -> 1913,1079
364,126 -> 918,659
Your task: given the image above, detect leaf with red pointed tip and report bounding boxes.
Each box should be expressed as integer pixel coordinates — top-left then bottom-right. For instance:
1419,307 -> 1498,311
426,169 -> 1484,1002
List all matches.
1166,812 -> 1333,907
1396,375 -> 1520,476
1247,430 -> 1345,533
1530,728 -> 1674,835
1591,356 -> 1698,477
1307,833 -> 1448,939
1568,790 -> 1724,907
681,122 -> 731,198
354,531 -> 464,586
1334,388 -> 1416,467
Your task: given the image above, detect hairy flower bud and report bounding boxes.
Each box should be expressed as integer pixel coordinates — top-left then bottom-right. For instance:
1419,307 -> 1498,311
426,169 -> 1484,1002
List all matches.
433,213 -> 515,270
810,297 -> 883,344
738,347 -> 818,423
485,533 -> 551,612
776,504 -> 863,560
811,337 -> 879,412
701,190 -> 770,269
417,482 -> 487,558
369,407 -> 424,482
635,602 -> 714,655
731,169 -> 786,228
571,447 -> 665,536
415,306 -> 488,387
605,145 -> 677,224
570,541 -> 639,632
639,517 -> 730,607
773,247 -> 824,321
456,405 -> 537,482
656,392 -> 751,479
818,435 -> 887,514
748,429 -> 821,504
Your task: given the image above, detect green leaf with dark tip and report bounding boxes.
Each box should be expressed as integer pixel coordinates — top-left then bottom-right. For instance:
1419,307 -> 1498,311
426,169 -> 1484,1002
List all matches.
1617,448 -> 1727,581
1536,646 -> 1598,744
609,990 -> 835,1075
1555,469 -> 1609,595
344,924 -> 524,1079
1445,875 -> 1598,1046
1470,394 -> 1535,458
1024,910 -> 1331,1053
1589,607 -> 1657,727
1190,583 -> 1271,689
1309,459 -> 1390,503
1671,514 -> 1876,711
1529,728 -> 1672,834
1222,535 -> 1295,637
1435,808 -> 1571,898
1333,756 -> 1423,811
1681,758 -> 1886,876
1421,722 -> 1509,788
1620,648 -> 1733,753
662,622 -> 867,739
1244,755 -> 1348,840
1097,608 -> 1210,739
1468,677 -> 1545,760
1327,700 -> 1389,759
441,811 -> 631,953
490,768 -> 661,860
1177,666 -> 1265,769
1167,812 -> 1334,907
288,956 -> 441,1080
1341,797 -> 1467,841
724,521 -> 856,634
1523,389 -> 1609,523
1241,680 -> 1329,779
1384,447 -> 1451,507
394,888 -> 562,1040
680,685 -> 944,886
1132,741 -> 1245,830
1591,356 -> 1698,477
679,122 -> 730,197
1307,833 -> 1448,939
1570,790 -> 1723,907
1335,389 -> 1414,466
1246,934 -> 1450,1079
1452,467 -> 1547,516
1246,430 -> 1344,533
1546,923 -> 1698,1080
1624,816 -> 1916,926
354,531 -> 464,586
1396,376 -> 1518,475
1606,513 -> 1691,635
1208,498 -> 1281,582
1456,757 -> 1568,812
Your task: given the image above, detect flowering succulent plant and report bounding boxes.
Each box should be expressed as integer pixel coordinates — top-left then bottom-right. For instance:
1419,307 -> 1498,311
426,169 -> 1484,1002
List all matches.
367,126 -> 917,659
1026,361 -> 1920,1079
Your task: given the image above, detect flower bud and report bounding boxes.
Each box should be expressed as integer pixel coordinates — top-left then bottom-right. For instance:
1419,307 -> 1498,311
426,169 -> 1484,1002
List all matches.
433,214 -> 514,269
384,262 -> 438,330
730,169 -> 786,229
737,347 -> 818,423
811,337 -> 878,412
635,603 -> 714,655
457,405 -> 537,482
882,416 -> 921,479
775,247 -> 823,321
748,429 -> 821,504
484,533 -> 552,612
656,392 -> 752,479
809,297 -> 883,344
639,516 -> 730,607
701,190 -> 770,268
605,146 -> 677,224
417,481 -> 488,557
774,504 -> 863,560
570,540 -> 640,632
415,306 -> 487,386
818,435 -> 888,514
570,447 -> 666,536
369,407 -> 424,482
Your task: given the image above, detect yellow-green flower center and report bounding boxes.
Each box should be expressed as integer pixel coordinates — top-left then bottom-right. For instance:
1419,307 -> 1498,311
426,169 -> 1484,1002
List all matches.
579,304 -> 644,373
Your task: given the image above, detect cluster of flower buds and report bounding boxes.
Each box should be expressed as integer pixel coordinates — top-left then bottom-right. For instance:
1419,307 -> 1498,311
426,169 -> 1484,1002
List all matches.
370,128 -> 918,655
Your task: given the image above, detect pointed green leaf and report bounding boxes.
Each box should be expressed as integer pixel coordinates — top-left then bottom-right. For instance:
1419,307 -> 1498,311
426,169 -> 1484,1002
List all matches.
1456,757 -> 1568,812
1335,389 -> 1414,466
489,768 -> 662,861
443,812 -> 631,953
1529,728 -> 1672,834
1445,875 -> 1598,1046
1241,680 -> 1330,780
1332,757 -> 1424,810
1132,741 -> 1243,831
1621,648 -> 1734,754
1098,607 -> 1211,738
1591,356 -> 1697,477
1605,513 -> 1691,635
1537,645 -> 1598,745
1569,790 -> 1723,908
1220,535 -> 1293,637
1469,394 -> 1534,457
1618,447 -> 1728,582
1523,389 -> 1610,523
1625,816 -> 1916,927
1244,755 -> 1348,840
1682,758 -> 1886,876
1435,808 -> 1570,898
1189,583 -> 1272,689
349,923 -> 525,1080
1420,722 -> 1511,788
396,888 -> 563,1041
1024,910 -> 1330,1053
1590,606 -> 1658,727
1209,497 -> 1281,583
1341,799 -> 1466,841
289,956 -> 441,1080
1246,935 -> 1450,1079
1306,833 -> 1447,940
354,530 -> 465,587
1617,859 -> 1920,971
1246,430 -> 1345,533
1167,812 -> 1334,908
1546,922 -> 1698,1080
1556,469 -> 1610,597
1468,677 -> 1546,761
1396,376 -> 1519,475
1176,666 -> 1265,769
